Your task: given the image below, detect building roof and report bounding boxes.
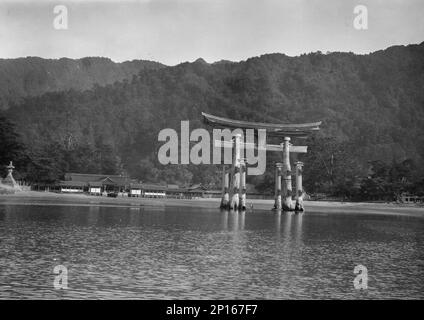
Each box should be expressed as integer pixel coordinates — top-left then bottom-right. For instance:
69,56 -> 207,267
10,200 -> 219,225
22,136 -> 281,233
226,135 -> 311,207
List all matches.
167,188 -> 188,193
187,183 -> 203,190
88,181 -> 103,187
64,173 -> 132,186
142,183 -> 167,191
101,177 -> 118,185
59,181 -> 86,187
204,190 -> 221,194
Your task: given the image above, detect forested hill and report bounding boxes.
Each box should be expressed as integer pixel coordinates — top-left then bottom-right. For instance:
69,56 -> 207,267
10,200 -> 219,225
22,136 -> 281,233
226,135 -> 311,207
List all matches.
0,57 -> 165,109
2,41 -> 424,198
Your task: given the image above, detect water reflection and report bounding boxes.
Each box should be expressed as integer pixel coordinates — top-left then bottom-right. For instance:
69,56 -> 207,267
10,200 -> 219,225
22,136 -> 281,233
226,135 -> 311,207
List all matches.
0,204 -> 423,299
294,212 -> 303,244
220,211 -> 228,230
229,210 -> 240,232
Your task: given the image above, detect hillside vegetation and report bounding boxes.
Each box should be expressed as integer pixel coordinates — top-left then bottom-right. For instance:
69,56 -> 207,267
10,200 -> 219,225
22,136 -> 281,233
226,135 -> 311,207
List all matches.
1,42 -> 424,199
0,57 -> 164,110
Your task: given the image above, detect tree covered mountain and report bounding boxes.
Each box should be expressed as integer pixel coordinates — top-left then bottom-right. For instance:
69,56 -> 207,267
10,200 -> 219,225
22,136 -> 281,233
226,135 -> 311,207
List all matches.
0,57 -> 165,110
1,41 -> 424,198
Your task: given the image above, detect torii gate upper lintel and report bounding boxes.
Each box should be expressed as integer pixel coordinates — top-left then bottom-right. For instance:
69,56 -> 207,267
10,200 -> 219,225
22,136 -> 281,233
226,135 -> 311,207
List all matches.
202,112 -> 322,212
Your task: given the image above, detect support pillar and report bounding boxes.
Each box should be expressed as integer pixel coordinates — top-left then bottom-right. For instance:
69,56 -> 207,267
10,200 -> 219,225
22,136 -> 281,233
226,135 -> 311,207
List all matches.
229,134 -> 242,210
295,161 -> 304,212
239,159 -> 246,211
273,162 -> 282,210
220,165 -> 230,209
281,137 -> 294,211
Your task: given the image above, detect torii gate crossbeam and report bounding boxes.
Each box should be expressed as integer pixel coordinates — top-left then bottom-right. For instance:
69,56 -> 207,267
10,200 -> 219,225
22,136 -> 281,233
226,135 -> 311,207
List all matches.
202,112 -> 321,212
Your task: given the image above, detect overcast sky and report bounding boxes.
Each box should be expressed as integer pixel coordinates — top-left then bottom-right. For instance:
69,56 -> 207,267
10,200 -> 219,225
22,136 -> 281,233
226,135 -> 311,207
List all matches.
0,0 -> 423,65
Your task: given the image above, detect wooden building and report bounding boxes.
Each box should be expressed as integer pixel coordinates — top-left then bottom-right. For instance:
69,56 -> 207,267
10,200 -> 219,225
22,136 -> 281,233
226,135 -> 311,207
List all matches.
60,173 -> 134,194
59,180 -> 86,193
129,183 -> 142,197
141,183 -> 167,198
51,172 -> 222,199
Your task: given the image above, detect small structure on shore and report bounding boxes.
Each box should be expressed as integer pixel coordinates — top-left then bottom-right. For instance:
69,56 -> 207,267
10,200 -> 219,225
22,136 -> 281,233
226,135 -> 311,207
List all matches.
0,161 -> 21,194
400,193 -> 424,204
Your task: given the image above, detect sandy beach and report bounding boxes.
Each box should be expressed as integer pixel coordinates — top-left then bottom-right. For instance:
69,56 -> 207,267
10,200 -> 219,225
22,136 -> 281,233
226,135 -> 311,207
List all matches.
0,190 -> 423,217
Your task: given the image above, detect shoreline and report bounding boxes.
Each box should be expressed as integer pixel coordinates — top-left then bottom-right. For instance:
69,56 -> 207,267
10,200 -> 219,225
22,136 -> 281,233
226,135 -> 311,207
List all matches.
0,191 -> 423,217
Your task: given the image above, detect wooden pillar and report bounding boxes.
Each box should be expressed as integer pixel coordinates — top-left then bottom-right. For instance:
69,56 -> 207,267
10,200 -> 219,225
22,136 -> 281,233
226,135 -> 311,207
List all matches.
230,134 -> 242,210
274,162 -> 282,210
295,161 -> 304,212
239,159 -> 246,211
220,165 -> 230,209
281,137 -> 294,211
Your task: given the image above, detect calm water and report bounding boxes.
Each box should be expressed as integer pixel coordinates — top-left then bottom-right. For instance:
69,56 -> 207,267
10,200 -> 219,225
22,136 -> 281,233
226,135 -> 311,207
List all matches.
0,204 -> 423,299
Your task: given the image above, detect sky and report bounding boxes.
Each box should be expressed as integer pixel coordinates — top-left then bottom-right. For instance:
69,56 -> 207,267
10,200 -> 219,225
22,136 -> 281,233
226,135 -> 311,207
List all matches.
0,0 -> 423,65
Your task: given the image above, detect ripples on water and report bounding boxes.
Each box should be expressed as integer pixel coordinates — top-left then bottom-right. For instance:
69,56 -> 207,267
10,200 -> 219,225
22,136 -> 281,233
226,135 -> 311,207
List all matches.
0,204 -> 423,299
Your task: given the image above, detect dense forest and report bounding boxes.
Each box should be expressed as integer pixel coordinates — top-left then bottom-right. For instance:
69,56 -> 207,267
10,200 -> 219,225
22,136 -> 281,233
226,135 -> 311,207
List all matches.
1,42 -> 424,200
0,57 -> 164,110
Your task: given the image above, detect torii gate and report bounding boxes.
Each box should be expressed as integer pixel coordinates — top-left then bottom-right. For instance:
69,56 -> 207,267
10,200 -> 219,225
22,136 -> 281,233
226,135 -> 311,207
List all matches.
202,112 -> 322,212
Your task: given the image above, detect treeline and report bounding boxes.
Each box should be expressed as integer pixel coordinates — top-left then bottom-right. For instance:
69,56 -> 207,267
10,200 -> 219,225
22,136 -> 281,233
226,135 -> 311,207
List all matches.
359,159 -> 424,201
0,57 -> 164,110
246,135 -> 424,200
2,114 -> 423,200
0,114 -> 122,182
0,114 -> 221,187
1,42 -> 424,199
301,136 -> 424,200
